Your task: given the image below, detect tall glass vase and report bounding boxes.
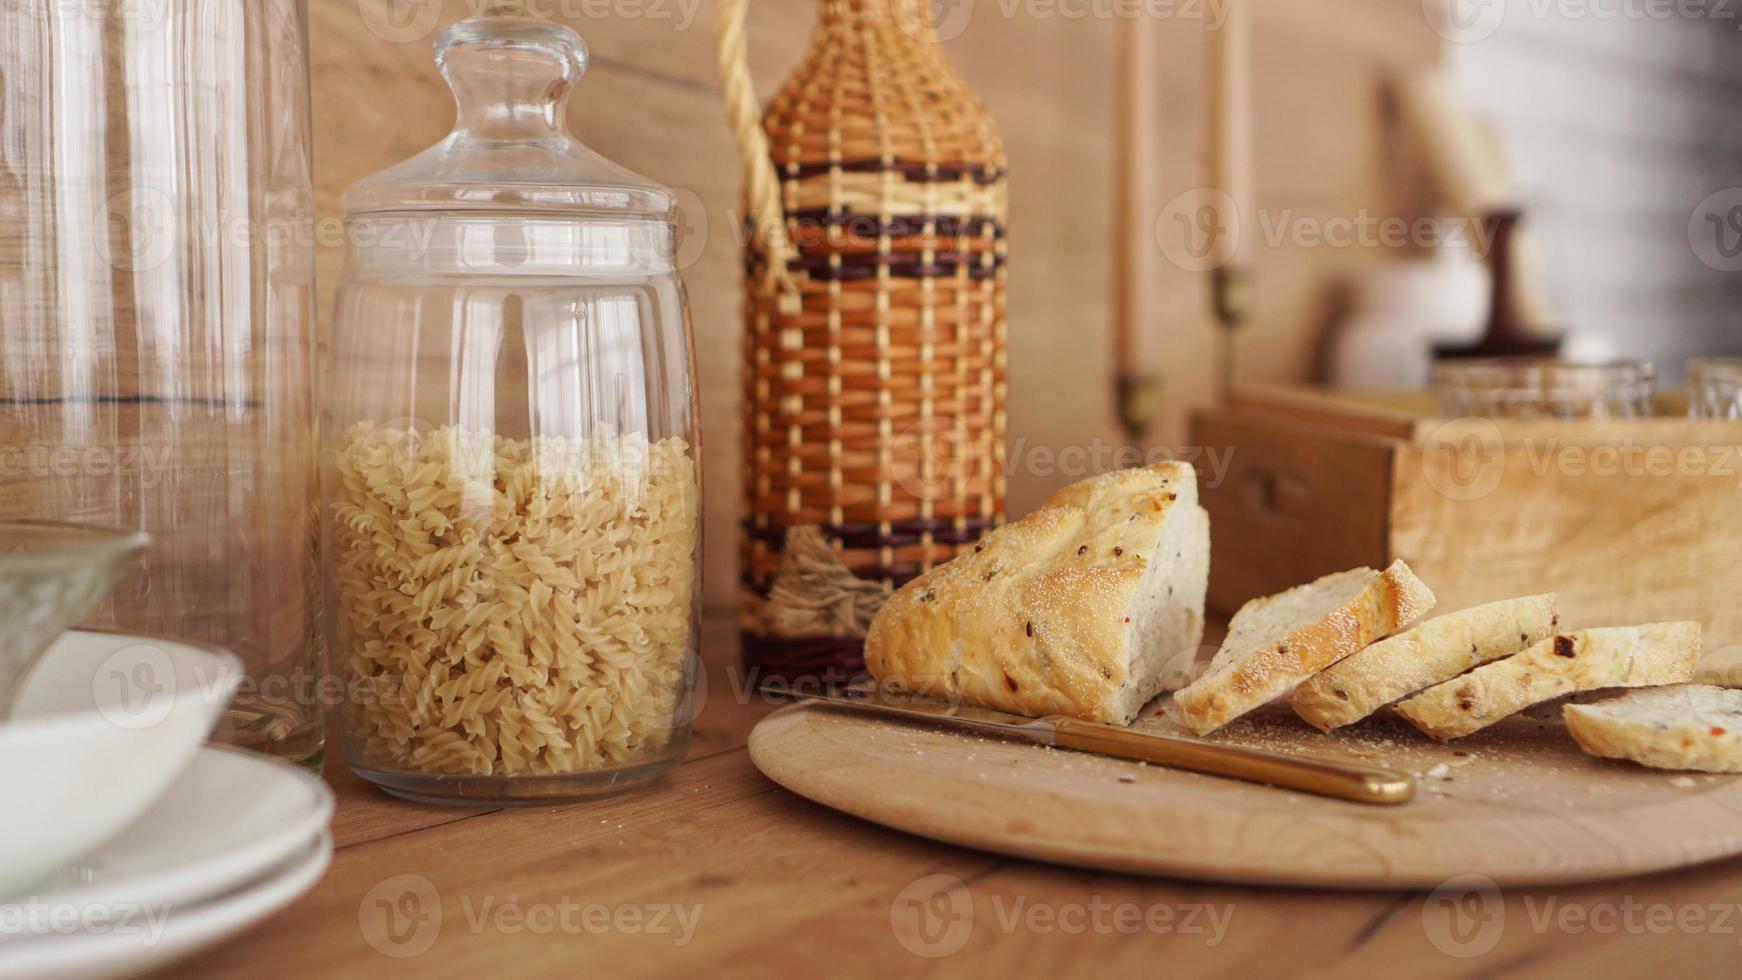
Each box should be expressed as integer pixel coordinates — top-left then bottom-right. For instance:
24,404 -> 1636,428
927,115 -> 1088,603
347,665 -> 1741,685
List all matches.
0,0 -> 322,765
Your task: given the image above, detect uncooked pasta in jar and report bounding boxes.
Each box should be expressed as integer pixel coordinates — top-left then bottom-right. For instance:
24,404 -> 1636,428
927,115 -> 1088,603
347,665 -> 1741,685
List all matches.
330,422 -> 699,776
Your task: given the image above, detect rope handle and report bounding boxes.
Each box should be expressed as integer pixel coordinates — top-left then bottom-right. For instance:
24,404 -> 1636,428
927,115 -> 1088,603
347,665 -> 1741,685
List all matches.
716,0 -> 795,290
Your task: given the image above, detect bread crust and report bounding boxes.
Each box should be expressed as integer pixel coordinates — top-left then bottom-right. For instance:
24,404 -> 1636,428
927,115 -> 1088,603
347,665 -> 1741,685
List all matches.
1564,684 -> 1742,773
1172,560 -> 1436,735
1393,623 -> 1702,741
864,463 -> 1208,724
1290,594 -> 1559,732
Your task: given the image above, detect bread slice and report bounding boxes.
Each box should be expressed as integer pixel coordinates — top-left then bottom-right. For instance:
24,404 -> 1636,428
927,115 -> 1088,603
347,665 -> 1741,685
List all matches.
1563,684 -> 1742,772
1291,594 -> 1559,732
1393,623 -> 1701,741
1172,560 -> 1435,735
865,463 -> 1209,725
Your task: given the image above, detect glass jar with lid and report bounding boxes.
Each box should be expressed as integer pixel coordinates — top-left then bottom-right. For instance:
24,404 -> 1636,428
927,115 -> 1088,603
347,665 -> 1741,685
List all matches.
322,10 -> 701,804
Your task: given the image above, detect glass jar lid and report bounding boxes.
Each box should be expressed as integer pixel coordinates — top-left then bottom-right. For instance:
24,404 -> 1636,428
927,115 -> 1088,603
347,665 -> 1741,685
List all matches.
341,9 -> 673,220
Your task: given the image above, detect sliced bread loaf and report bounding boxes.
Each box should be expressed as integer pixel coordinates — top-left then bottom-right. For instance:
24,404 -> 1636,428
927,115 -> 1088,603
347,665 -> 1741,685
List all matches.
865,462 -> 1210,725
1172,560 -> 1436,735
1291,594 -> 1559,732
1393,623 -> 1701,741
1564,684 -> 1742,772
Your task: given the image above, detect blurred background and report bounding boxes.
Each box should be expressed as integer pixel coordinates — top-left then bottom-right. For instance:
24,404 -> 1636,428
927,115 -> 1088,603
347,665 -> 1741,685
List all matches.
315,0 -> 1742,608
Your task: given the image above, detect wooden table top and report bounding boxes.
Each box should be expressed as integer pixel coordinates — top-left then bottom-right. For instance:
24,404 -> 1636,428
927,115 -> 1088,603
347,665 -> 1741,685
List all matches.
179,615 -> 1742,978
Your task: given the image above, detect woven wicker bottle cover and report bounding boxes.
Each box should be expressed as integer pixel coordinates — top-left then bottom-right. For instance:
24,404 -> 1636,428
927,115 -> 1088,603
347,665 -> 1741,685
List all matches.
718,0 -> 1009,681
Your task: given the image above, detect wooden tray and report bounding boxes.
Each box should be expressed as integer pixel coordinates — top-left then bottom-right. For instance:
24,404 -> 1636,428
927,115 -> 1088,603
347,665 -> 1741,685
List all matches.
748,701 -> 1742,888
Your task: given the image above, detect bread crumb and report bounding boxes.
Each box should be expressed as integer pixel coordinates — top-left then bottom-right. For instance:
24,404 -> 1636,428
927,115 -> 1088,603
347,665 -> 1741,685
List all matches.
1671,776 -> 1698,788
1118,774 -> 1136,784
1424,763 -> 1452,780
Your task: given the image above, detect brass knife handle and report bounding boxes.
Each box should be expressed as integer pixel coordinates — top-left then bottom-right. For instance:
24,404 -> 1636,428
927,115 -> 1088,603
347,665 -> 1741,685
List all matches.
1051,717 -> 1415,806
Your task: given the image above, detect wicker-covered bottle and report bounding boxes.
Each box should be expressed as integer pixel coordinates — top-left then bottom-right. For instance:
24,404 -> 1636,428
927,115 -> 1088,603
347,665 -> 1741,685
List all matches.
720,0 -> 1008,680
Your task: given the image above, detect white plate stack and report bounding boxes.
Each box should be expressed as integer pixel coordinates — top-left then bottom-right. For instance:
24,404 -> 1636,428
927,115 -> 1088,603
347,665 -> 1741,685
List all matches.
0,632 -> 333,980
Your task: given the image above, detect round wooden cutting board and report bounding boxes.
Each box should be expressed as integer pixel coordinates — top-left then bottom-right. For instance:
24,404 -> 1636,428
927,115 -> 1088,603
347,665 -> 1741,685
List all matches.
748,701 -> 1742,888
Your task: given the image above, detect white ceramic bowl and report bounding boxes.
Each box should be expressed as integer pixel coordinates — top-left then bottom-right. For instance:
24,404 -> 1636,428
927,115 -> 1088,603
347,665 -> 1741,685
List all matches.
0,630 -> 241,899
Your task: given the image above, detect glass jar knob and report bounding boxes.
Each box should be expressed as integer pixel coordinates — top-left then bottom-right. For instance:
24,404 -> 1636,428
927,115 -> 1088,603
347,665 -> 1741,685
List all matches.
435,8 -> 589,144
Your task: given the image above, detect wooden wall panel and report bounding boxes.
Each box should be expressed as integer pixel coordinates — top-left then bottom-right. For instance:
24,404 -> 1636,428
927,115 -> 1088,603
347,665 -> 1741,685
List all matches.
312,0 -> 1441,609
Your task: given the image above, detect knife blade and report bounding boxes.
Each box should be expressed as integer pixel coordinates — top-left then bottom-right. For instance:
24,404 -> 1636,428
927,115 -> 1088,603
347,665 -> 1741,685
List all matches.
776,686 -> 1415,806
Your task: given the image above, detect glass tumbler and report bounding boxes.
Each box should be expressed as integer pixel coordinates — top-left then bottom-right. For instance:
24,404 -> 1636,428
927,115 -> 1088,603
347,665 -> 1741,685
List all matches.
1434,359 -> 1656,419
0,0 -> 322,764
1687,358 -> 1742,420
322,11 -> 702,804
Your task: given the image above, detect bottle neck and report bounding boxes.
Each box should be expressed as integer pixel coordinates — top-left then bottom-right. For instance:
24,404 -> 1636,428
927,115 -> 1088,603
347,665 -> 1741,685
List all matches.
816,0 -> 939,43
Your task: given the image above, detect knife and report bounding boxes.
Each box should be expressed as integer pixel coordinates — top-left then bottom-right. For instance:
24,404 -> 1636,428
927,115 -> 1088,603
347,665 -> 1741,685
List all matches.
776,686 -> 1415,806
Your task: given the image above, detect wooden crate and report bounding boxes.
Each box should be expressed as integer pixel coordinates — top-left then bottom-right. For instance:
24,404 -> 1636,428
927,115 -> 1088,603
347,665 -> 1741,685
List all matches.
1191,385 -> 1742,657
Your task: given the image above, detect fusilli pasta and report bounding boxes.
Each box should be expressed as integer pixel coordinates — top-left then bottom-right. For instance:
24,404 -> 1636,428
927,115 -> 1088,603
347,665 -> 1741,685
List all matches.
330,422 -> 698,776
